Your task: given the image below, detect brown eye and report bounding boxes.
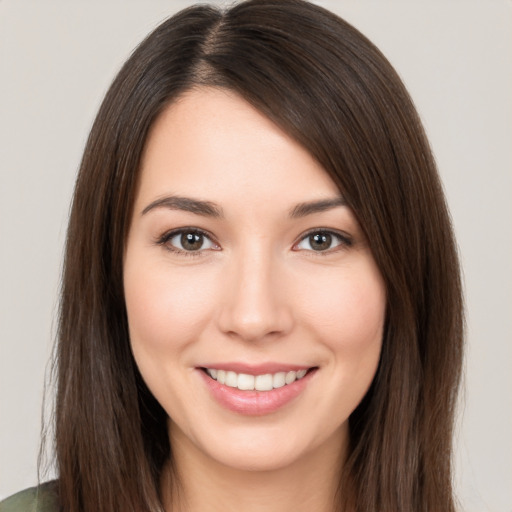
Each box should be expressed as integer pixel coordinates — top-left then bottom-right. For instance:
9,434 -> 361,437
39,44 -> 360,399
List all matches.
295,230 -> 351,253
309,233 -> 332,251
181,232 -> 204,251
162,229 -> 217,253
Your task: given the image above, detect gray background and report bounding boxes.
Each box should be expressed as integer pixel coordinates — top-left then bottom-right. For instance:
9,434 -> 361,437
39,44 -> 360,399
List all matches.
1,1 -> 511,511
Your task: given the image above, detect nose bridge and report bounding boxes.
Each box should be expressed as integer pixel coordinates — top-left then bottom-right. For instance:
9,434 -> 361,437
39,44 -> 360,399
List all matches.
218,241 -> 292,341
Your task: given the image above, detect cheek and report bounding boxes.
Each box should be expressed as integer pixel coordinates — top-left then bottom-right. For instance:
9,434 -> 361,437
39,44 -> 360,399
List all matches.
297,260 -> 386,356
296,261 -> 385,425
123,255 -> 217,358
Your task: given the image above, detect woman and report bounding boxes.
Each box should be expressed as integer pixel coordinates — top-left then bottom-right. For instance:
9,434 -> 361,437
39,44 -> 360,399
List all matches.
1,0 -> 463,511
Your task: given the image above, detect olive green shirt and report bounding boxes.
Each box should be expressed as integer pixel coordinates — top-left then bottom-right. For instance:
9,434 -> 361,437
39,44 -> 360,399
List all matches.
0,482 -> 59,512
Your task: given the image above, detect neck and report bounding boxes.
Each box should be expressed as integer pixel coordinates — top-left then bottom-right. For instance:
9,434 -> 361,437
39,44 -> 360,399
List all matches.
161,424 -> 347,512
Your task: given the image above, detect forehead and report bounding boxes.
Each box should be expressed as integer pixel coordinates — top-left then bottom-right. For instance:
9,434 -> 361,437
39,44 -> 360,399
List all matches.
136,87 -> 339,212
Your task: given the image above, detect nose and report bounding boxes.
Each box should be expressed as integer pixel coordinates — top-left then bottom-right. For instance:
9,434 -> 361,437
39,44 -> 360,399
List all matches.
217,246 -> 294,343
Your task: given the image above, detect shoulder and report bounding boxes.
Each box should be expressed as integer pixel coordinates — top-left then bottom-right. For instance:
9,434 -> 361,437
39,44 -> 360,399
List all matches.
0,482 -> 59,512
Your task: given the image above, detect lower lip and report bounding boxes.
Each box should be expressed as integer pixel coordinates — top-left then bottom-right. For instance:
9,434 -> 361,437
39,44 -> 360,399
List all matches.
198,369 -> 316,416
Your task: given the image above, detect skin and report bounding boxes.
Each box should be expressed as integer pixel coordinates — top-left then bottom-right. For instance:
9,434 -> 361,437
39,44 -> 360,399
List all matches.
124,87 -> 386,512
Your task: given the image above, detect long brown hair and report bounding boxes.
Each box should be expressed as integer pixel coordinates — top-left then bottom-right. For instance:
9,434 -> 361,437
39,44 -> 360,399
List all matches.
53,1 -> 464,511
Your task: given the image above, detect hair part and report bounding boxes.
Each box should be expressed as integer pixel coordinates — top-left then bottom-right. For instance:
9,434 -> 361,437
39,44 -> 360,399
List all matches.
52,1 -> 464,511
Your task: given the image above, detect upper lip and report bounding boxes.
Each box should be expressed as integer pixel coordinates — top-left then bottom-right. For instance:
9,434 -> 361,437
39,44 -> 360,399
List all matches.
198,362 -> 315,375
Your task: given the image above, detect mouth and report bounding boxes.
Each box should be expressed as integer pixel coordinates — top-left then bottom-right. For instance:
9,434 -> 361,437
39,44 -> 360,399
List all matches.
201,367 -> 312,391
198,365 -> 318,415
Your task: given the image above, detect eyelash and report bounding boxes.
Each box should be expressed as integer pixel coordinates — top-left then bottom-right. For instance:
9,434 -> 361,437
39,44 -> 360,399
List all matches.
155,227 -> 353,257
293,228 -> 353,255
156,228 -> 219,258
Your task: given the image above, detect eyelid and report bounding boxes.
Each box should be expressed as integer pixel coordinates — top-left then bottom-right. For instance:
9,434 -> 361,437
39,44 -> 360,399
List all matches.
155,227 -> 220,256
155,226 -> 352,256
292,228 -> 353,253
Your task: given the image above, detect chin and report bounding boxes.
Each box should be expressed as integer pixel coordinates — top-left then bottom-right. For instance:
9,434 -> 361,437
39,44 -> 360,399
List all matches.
203,443 -> 313,473
171,415 -> 348,474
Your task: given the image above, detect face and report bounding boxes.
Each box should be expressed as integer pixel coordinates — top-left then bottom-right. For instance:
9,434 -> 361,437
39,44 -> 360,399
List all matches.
124,88 -> 386,473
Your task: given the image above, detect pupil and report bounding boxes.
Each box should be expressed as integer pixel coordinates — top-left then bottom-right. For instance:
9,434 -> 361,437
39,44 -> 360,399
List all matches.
181,232 -> 203,251
310,233 -> 331,251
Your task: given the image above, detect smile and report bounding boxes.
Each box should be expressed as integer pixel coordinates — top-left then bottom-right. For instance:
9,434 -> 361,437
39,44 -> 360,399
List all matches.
205,368 -> 308,391
199,366 -> 317,415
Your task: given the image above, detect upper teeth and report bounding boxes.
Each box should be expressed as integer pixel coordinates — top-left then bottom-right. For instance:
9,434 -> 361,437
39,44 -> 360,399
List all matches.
206,368 -> 308,391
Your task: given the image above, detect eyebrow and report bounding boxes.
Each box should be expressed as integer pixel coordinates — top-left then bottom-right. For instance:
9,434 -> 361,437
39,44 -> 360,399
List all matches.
141,194 -> 346,219
141,195 -> 224,218
289,196 -> 347,218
